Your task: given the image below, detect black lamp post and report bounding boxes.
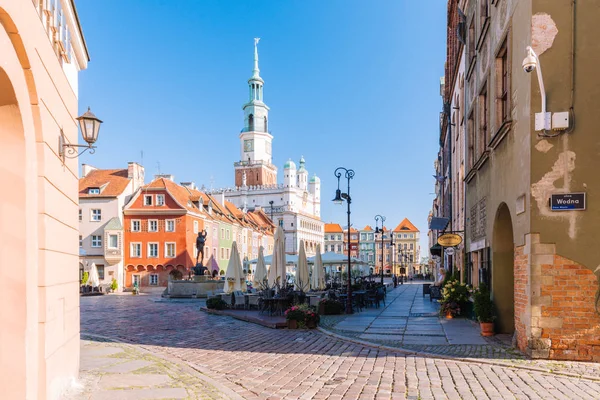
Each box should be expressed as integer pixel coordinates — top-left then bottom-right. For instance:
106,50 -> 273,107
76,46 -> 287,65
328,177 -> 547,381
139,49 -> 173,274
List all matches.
389,232 -> 395,282
374,215 -> 386,285
269,200 -> 274,221
333,167 -> 355,314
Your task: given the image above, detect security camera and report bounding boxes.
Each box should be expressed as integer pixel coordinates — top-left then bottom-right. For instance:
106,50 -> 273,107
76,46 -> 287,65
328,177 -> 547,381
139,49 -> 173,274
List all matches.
522,46 -> 537,73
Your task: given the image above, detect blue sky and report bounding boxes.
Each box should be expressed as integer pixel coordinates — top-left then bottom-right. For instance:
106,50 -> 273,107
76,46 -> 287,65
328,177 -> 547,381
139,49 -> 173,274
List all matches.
77,0 -> 446,255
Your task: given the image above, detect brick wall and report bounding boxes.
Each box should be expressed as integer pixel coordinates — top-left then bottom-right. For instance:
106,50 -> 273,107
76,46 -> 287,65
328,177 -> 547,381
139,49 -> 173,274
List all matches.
517,234 -> 600,361
540,256 -> 600,361
514,245 -> 529,351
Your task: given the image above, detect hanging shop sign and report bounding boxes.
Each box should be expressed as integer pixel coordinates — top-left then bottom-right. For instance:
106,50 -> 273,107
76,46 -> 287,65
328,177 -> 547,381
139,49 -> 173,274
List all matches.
445,247 -> 455,256
550,193 -> 586,211
437,233 -> 463,247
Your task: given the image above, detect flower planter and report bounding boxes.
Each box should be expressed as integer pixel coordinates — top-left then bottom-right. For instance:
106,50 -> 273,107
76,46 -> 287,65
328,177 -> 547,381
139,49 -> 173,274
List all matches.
480,322 -> 494,336
287,319 -> 298,329
445,313 -> 453,319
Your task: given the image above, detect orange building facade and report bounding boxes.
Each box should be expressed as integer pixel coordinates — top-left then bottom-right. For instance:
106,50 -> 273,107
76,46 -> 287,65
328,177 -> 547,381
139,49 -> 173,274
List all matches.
124,178 -> 206,288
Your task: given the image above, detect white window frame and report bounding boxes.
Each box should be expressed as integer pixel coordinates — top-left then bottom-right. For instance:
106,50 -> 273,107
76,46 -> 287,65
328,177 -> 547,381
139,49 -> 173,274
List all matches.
193,220 -> 199,234
88,188 -> 100,195
149,274 -> 159,286
130,242 -> 142,258
156,194 -> 165,206
148,242 -> 159,258
91,209 -> 102,221
221,228 -> 224,239
165,242 -> 176,258
213,247 -> 217,260
226,230 -> 230,240
166,219 -> 175,232
91,235 -> 102,248
108,234 -> 118,249
144,194 -> 153,206
131,219 -> 141,232
79,235 -> 83,247
148,219 -> 158,232
133,274 -> 141,286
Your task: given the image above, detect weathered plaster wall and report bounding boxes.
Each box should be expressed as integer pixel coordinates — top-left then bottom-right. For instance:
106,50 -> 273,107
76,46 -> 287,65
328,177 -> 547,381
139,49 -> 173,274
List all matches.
529,1 -> 600,282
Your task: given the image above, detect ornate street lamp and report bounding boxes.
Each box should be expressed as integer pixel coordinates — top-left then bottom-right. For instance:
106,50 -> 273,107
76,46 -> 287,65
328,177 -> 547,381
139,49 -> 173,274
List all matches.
59,107 -> 103,162
374,215 -> 386,285
333,167 -> 355,314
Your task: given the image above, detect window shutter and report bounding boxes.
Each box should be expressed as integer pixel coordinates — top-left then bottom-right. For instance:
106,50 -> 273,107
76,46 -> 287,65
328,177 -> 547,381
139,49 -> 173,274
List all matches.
456,8 -> 467,45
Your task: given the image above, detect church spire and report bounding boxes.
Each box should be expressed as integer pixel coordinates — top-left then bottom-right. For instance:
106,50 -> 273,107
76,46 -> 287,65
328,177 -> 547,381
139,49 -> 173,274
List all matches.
248,38 -> 264,103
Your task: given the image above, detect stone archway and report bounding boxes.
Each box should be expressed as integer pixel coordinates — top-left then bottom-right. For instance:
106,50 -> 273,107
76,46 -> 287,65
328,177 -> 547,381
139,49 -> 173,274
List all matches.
492,203 -> 515,334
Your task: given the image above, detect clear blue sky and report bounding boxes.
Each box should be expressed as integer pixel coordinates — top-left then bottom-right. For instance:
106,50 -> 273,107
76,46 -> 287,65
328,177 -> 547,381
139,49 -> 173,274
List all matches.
77,0 -> 446,255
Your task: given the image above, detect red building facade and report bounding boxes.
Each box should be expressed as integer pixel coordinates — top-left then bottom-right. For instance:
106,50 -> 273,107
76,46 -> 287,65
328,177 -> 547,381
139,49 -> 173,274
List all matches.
123,178 -> 206,288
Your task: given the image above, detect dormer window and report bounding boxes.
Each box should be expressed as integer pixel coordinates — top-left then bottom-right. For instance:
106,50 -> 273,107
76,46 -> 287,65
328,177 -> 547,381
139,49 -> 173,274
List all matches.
144,195 -> 153,206
88,188 -> 100,195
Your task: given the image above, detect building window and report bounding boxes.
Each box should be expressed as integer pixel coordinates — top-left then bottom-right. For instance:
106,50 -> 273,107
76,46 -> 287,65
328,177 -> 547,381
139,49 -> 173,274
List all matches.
226,248 -> 230,259
165,243 -> 176,258
480,0 -> 489,30
108,234 -> 118,249
148,243 -> 158,258
131,220 -> 141,232
149,274 -> 158,286
193,220 -> 199,234
133,275 -> 141,287
248,114 -> 254,131
479,84 -> 489,155
337,245 -> 342,252
468,18 -> 475,66
468,112 -> 475,169
220,247 -> 224,259
337,235 -> 342,241
496,37 -> 509,126
410,243 -> 414,250
410,234 -> 414,238
404,234 -> 408,239
88,188 -> 100,195
96,265 -> 105,280
149,220 -> 158,232
144,195 -> 153,206
131,243 -> 141,257
221,228 -> 224,239
91,235 -> 102,248
79,209 -> 82,221
226,230 -> 230,240
156,194 -> 165,206
166,220 -> 175,232
79,235 -> 82,247
91,209 -> 101,221
213,247 -> 217,260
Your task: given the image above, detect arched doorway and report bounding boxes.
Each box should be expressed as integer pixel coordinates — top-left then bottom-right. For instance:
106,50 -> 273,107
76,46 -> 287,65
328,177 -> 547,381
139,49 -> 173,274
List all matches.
0,66 -> 27,397
492,203 -> 515,334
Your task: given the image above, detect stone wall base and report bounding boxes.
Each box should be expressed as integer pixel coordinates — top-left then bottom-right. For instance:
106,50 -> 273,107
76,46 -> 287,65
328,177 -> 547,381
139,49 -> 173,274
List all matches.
516,234 -> 600,361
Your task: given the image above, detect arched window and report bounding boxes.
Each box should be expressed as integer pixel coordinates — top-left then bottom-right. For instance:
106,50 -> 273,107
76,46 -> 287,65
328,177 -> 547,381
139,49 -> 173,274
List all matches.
264,117 -> 268,132
248,114 -> 254,131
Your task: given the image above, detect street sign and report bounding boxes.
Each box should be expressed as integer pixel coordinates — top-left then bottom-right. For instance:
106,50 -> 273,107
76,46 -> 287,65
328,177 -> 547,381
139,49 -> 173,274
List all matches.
550,193 -> 586,211
437,233 -> 463,247
445,248 -> 455,256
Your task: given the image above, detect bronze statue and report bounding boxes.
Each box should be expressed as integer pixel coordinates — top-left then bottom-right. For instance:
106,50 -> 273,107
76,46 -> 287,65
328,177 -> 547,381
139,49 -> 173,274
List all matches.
195,229 -> 208,265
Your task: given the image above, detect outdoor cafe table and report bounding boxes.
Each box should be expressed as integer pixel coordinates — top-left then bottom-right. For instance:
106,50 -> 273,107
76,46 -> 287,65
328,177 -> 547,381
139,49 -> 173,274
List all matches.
260,297 -> 289,316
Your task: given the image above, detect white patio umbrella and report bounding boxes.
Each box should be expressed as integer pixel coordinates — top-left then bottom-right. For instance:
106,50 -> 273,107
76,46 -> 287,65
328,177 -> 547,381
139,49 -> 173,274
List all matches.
224,241 -> 245,293
268,225 -> 286,287
310,244 -> 325,290
88,263 -> 100,288
295,240 -> 310,292
253,246 -> 268,288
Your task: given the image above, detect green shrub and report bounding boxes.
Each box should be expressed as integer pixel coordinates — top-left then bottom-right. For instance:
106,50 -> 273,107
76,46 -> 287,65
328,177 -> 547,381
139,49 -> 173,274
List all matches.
81,272 -> 89,285
110,278 -> 118,291
319,299 -> 344,315
206,297 -> 227,310
285,306 -> 306,321
473,283 -> 495,323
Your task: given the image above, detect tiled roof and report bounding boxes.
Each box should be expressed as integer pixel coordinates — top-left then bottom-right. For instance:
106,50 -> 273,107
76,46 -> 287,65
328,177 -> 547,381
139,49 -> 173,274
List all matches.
393,218 -> 419,233
324,223 -> 343,233
79,169 -> 130,198
362,225 -> 373,231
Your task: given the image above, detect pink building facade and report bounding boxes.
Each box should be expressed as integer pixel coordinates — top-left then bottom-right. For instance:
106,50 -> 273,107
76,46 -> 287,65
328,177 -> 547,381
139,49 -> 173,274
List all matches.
0,1 -> 90,399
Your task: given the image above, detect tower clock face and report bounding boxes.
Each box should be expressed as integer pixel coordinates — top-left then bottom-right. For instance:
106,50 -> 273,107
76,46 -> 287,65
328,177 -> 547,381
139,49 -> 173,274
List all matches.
244,139 -> 254,152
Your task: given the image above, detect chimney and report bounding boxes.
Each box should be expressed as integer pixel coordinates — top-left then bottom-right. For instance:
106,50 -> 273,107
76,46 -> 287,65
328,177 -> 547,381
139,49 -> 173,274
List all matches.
219,192 -> 225,206
180,181 -> 197,190
128,162 -> 145,191
154,174 -> 174,181
81,164 -> 96,177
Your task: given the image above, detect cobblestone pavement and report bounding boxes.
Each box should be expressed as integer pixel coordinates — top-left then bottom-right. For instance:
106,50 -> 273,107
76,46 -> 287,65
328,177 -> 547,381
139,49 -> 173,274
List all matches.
319,284 -> 524,360
79,294 -> 600,399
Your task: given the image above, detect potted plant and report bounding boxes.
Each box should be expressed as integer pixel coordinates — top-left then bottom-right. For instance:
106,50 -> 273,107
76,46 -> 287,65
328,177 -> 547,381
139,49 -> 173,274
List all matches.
304,310 -> 320,328
110,278 -> 118,293
284,306 -> 305,329
473,283 -> 495,336
438,279 -> 471,318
